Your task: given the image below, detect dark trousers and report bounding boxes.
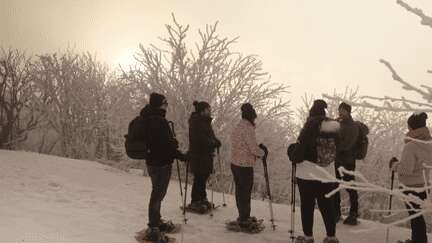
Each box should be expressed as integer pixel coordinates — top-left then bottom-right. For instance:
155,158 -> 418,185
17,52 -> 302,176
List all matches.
191,173 -> 210,203
403,190 -> 428,243
297,178 -> 337,237
147,164 -> 172,228
334,164 -> 358,216
231,164 -> 254,221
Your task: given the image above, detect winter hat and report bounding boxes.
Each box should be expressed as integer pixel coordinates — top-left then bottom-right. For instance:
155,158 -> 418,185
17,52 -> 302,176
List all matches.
149,92 -> 167,108
241,103 -> 257,122
408,112 -> 428,130
309,99 -> 328,117
193,101 -> 210,113
339,102 -> 352,114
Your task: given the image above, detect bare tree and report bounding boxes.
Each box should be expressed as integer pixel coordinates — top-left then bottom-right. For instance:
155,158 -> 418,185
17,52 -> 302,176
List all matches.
0,48 -> 39,149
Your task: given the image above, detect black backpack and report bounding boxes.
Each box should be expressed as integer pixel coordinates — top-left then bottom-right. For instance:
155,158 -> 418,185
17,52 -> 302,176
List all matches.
124,116 -> 149,159
354,121 -> 369,160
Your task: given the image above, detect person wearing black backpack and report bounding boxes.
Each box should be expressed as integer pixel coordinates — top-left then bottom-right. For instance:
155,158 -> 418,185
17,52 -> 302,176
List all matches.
334,102 -> 360,226
187,101 -> 221,213
288,100 -> 340,243
128,93 -> 187,243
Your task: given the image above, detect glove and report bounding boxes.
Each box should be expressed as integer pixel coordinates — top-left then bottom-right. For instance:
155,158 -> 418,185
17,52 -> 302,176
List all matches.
259,143 -> 268,154
389,157 -> 398,169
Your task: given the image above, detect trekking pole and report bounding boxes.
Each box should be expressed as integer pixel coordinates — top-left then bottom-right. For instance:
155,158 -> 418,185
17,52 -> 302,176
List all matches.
217,148 -> 227,207
168,121 -> 184,202
182,160 -> 190,224
385,170 -> 396,243
289,163 -> 297,242
209,172 -> 215,217
262,148 -> 276,230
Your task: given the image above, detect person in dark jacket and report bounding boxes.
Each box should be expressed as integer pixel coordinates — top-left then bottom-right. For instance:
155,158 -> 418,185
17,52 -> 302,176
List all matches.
141,92 -> 187,242
334,102 -> 360,225
289,99 -> 340,243
188,101 -> 221,212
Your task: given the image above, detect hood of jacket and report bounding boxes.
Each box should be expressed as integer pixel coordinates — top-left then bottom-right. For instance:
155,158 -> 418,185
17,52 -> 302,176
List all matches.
140,104 -> 166,119
189,111 -> 212,124
405,127 -> 432,144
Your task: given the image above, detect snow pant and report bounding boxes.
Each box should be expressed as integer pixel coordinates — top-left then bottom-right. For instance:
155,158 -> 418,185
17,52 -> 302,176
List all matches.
231,164 -> 254,221
297,178 -> 337,237
191,172 -> 210,203
403,189 -> 428,243
147,164 -> 172,228
334,163 -> 358,217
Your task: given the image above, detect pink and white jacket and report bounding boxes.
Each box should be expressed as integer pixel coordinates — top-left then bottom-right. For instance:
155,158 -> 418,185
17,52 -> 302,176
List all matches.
230,119 -> 264,167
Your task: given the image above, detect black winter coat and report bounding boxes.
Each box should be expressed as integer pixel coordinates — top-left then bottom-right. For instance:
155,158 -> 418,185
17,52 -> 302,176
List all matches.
140,105 -> 181,167
188,112 -> 221,175
336,116 -> 359,167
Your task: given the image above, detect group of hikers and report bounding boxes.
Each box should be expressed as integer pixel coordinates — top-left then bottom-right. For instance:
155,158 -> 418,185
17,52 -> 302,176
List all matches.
125,92 -> 431,243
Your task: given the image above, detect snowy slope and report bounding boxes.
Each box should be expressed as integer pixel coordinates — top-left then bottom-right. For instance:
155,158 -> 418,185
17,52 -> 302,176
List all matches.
0,150 -> 426,243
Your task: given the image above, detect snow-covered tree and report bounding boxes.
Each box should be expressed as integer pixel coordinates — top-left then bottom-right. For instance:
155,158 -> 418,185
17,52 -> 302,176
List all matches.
31,51 -> 111,159
121,15 -> 290,149
0,48 -> 39,149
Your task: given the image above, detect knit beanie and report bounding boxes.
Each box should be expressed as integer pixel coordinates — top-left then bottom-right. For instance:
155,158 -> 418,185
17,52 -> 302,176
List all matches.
149,93 -> 167,108
241,103 -> 257,122
309,99 -> 328,117
408,112 -> 428,130
339,102 -> 352,114
193,101 -> 210,113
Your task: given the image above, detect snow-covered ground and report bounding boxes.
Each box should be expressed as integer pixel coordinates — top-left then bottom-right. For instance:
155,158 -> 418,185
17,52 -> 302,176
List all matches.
0,150 -> 427,243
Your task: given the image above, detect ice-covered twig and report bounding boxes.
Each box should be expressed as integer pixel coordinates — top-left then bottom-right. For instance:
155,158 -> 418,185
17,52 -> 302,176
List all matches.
308,165 -> 432,228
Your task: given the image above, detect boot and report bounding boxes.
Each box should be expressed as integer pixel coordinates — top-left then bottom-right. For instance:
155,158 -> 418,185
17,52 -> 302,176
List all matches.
143,227 -> 163,242
188,201 -> 207,214
200,199 -> 214,210
294,235 -> 314,243
343,213 -> 359,226
397,240 -> 413,243
323,236 -> 340,243
159,219 -> 176,233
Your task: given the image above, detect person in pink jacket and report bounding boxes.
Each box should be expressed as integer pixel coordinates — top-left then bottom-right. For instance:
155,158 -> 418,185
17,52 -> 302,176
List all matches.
390,112 -> 432,243
230,103 -> 266,231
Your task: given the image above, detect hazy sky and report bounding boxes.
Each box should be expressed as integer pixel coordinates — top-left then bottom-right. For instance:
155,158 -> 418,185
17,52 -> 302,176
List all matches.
2,0 -> 432,108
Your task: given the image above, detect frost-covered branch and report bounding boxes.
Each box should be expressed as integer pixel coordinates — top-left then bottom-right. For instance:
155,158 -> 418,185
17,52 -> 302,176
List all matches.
309,166 -> 432,227
397,0 -> 432,29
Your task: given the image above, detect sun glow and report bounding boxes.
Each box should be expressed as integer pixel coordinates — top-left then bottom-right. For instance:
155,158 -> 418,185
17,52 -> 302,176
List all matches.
114,47 -> 138,69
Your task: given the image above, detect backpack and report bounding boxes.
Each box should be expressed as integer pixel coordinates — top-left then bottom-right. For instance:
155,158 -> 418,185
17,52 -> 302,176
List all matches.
316,136 -> 337,167
354,121 -> 369,160
124,116 -> 149,159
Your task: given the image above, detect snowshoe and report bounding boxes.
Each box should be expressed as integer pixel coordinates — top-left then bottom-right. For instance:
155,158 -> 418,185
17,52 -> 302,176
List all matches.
159,219 -> 181,234
225,219 -> 265,234
181,201 -> 217,214
135,227 -> 176,243
343,214 -> 359,226
322,236 -> 339,243
294,236 -> 314,243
